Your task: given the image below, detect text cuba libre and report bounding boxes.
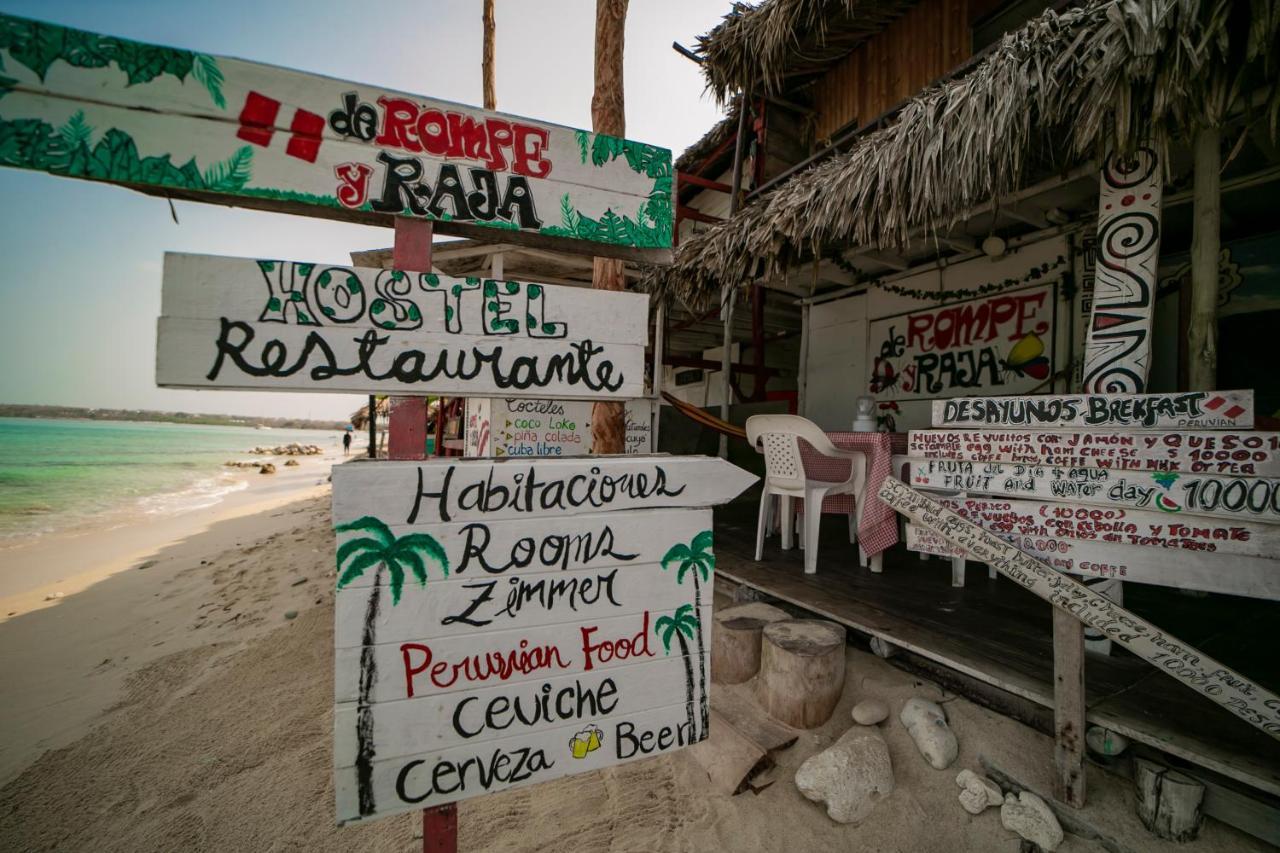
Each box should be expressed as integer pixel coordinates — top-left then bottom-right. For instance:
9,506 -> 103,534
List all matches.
329,93 -> 552,225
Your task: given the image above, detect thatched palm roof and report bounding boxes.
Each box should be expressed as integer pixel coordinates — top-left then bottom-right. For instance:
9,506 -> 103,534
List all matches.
654,0 -> 1279,309
696,0 -> 917,103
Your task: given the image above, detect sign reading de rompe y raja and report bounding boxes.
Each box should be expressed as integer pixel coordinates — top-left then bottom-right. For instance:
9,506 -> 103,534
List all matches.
156,253 -> 647,399
0,13 -> 672,260
330,455 -> 757,824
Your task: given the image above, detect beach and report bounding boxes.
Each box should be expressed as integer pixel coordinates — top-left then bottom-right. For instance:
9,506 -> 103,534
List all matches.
0,472 -> 1269,852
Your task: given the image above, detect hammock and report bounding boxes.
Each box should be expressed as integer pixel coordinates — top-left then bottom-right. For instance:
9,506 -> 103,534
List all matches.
661,391 -> 748,441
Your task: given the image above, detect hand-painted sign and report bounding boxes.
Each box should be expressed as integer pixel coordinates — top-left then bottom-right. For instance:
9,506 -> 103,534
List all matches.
156,253 -> 647,399
879,477 -> 1280,740
867,283 -> 1057,401
905,524 -> 1280,600
1081,149 -> 1163,393
932,390 -> 1254,430
464,397 -> 654,457
907,458 -> 1280,523
908,430 -> 1280,477
330,455 -> 756,824
925,496 -> 1280,561
0,13 -> 672,260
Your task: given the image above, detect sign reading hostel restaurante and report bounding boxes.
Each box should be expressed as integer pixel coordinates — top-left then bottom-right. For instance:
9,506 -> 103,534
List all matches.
0,12 -> 672,260
330,456 -> 757,824
157,253 -> 648,399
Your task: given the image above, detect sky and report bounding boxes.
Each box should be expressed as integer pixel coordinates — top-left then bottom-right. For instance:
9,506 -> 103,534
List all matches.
0,0 -> 729,422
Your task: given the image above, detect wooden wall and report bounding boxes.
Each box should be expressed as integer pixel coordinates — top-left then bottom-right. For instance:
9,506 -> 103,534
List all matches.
811,0 -> 971,143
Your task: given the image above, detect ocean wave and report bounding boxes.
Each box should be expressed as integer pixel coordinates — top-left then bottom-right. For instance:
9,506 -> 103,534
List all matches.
138,472 -> 249,516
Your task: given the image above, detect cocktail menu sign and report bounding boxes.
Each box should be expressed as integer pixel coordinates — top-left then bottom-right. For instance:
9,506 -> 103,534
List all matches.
330,455 -> 756,824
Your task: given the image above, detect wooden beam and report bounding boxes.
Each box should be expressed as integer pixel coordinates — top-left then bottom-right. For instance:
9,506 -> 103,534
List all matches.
1053,608 -> 1087,807
678,172 -> 734,193
677,203 -> 725,225
664,355 -> 783,378
1188,127 -> 1221,391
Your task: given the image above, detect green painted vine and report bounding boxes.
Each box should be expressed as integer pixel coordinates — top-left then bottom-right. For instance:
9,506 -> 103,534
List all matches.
0,12 -> 225,108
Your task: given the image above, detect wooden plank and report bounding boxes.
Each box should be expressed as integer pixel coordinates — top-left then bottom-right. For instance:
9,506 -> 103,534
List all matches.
932,390 -> 1254,430
161,253 -> 649,345
331,456 -> 758,525
334,701 -> 698,822
1082,149 -> 1164,392
908,429 -> 1280,477
335,562 -> 700,646
906,525 -> 1280,600
1053,607 -> 1086,807
878,477 -> 1280,741
0,13 -> 672,258
927,496 -> 1280,560
907,458 -> 1280,523
336,508 -> 712,588
334,657 -> 690,765
155,317 -> 646,399
710,692 -> 799,752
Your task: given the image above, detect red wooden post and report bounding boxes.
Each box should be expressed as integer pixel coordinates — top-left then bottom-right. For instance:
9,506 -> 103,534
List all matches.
388,218 -> 433,461
422,804 -> 458,853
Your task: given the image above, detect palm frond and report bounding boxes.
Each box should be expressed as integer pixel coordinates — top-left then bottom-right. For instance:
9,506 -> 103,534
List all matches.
394,533 -> 450,577
192,53 -> 226,109
335,516 -> 394,546
202,145 -> 252,192
655,615 -> 676,653
337,536 -> 383,569
661,543 -> 692,569
338,549 -> 385,588
396,547 -> 427,587
385,557 -> 406,604
692,530 -> 714,554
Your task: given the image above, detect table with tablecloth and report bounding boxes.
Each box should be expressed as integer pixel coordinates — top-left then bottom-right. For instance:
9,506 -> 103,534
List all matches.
794,431 -> 909,559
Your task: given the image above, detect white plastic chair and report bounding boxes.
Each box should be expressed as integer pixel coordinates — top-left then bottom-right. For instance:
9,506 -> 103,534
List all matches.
746,414 -> 868,575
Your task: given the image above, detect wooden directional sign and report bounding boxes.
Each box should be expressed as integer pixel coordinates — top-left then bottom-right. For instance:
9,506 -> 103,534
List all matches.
932,390 -> 1254,430
0,13 -> 672,261
905,524 -> 1280,600
909,430 -> 1280,477
156,253 -> 647,399
926,496 -> 1280,561
330,455 -> 756,824
907,458 -> 1280,523
879,478 -> 1280,740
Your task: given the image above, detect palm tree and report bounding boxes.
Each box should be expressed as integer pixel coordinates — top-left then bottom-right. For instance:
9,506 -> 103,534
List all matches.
661,530 -> 713,733
654,603 -> 700,741
336,516 -> 448,818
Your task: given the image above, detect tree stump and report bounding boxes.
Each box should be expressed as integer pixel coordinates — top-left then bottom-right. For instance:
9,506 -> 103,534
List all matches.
1134,758 -> 1205,841
712,602 -> 791,684
753,619 -> 846,728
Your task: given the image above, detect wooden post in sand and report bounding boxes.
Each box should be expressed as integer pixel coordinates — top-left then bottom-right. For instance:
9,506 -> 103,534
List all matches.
712,602 -> 790,684
1135,758 -> 1205,841
753,619 -> 846,728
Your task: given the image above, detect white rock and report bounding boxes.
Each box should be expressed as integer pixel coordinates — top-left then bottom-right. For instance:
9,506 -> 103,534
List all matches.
851,698 -> 889,726
955,769 -> 1002,814
899,697 -> 958,770
1085,725 -> 1129,756
1001,791 -> 1063,851
795,727 -> 894,825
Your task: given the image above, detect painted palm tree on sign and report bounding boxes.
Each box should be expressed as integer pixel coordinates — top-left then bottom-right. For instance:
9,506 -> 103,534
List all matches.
655,603 -> 701,740
336,516 -> 448,818
661,530 -> 713,733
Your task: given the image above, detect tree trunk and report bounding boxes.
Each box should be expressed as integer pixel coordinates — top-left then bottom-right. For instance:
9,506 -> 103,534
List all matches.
589,0 -> 628,454
692,571 -> 709,733
482,0 -> 496,111
676,629 -> 696,739
356,567 -> 384,816
1188,127 -> 1220,391
754,619 -> 846,728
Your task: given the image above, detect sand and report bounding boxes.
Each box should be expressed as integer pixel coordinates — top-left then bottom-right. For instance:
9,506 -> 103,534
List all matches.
0,480 -> 1271,852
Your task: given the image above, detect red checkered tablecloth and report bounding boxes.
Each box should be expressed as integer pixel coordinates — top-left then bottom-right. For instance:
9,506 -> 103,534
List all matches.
795,432 -> 908,558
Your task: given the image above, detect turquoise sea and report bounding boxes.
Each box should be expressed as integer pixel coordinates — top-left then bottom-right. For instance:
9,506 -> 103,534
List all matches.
0,418 -> 339,541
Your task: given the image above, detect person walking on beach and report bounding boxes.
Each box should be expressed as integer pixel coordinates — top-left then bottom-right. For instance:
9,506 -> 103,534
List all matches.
342,430 -> 352,456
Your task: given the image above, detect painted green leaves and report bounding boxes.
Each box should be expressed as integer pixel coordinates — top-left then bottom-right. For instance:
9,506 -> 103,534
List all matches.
335,516 -> 449,605
655,604 -> 700,654
557,128 -> 673,249
0,12 -> 225,107
661,530 -> 715,585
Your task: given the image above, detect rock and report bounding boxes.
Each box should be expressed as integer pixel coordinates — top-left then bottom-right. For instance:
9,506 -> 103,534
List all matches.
284,610 -> 298,620
899,697 -> 957,770
284,458 -> 300,466
258,463 -> 277,474
290,577 -> 308,587
851,699 -> 889,726
955,769 -> 1002,814
794,727 -> 894,824
1000,791 -> 1063,851
44,592 -> 64,601
1085,725 -> 1129,757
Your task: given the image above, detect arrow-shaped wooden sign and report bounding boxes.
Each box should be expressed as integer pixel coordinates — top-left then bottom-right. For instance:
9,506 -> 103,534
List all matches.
879,477 -> 1280,741
0,12 -> 672,262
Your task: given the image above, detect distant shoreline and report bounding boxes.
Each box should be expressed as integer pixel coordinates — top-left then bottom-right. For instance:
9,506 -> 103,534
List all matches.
0,404 -> 345,431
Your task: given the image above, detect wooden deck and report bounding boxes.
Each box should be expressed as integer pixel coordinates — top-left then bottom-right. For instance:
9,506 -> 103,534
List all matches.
713,506 -> 1280,798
